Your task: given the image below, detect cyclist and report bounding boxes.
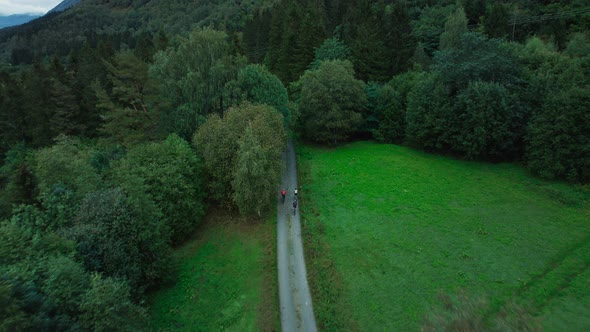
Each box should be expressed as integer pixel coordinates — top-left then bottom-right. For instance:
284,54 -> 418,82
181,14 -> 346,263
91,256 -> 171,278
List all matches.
292,199 -> 298,214
294,188 -> 298,197
281,189 -> 286,203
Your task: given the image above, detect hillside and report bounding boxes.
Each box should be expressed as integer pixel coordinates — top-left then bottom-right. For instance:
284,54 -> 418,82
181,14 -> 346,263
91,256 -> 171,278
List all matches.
48,0 -> 82,14
0,0 -> 279,63
0,14 -> 40,29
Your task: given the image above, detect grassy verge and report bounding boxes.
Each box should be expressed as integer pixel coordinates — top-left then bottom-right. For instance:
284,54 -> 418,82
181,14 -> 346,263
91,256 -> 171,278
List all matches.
298,141 -> 590,331
148,209 -> 279,331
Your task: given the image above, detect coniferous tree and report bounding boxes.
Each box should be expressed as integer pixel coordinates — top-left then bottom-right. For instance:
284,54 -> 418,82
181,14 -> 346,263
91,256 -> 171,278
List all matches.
382,1 -> 416,75
484,3 -> 511,39
461,0 -> 486,25
22,63 -> 53,147
291,5 -> 326,79
0,73 -> 26,153
342,0 -> 389,81
97,51 -> 159,146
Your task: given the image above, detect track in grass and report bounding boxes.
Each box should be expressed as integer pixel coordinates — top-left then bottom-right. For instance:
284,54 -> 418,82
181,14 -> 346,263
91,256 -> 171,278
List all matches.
298,141 -> 590,331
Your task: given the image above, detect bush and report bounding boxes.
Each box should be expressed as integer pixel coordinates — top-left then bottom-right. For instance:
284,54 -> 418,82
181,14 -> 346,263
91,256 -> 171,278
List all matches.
527,87 -> 590,183
68,188 -> 171,293
452,81 -> 524,160
433,32 -> 521,94
297,60 -> 366,144
405,74 -> 453,151
111,134 -> 206,242
371,84 -> 404,143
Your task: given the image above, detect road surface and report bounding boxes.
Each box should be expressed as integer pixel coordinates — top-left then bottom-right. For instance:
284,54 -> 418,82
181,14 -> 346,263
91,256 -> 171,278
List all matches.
277,139 -> 317,332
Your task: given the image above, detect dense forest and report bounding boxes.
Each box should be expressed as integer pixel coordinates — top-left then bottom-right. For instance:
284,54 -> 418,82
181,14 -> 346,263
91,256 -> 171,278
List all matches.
1,0 -> 589,329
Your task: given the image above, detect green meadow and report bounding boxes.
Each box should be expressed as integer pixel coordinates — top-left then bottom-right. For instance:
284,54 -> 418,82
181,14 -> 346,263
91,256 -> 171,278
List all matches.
148,211 -> 279,331
299,141 -> 590,331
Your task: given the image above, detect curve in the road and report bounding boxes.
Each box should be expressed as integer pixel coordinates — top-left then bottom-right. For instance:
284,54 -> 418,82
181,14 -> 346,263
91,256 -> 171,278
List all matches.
277,139 -> 317,332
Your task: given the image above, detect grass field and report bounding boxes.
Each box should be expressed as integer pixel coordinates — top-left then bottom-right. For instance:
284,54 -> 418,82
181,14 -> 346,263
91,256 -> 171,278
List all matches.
298,141 -> 590,331
148,210 -> 279,331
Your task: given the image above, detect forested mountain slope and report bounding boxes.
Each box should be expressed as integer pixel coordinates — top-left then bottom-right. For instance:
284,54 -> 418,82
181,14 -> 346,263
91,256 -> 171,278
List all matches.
48,0 -> 82,14
0,15 -> 41,29
0,0 -> 279,63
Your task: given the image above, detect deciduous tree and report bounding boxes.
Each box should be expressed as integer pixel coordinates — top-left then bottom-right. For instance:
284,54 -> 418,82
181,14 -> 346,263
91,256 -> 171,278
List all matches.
297,60 -> 366,144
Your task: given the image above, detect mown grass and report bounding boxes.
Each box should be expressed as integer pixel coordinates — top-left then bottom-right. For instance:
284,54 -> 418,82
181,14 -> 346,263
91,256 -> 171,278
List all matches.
148,210 -> 279,331
298,141 -> 590,331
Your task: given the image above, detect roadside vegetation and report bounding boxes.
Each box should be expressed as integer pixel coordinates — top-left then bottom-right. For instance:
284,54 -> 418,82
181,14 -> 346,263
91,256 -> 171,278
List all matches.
299,141 -> 590,331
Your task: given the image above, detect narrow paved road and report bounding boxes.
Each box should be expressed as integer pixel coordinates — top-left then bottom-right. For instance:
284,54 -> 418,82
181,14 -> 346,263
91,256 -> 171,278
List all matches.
277,139 -> 317,332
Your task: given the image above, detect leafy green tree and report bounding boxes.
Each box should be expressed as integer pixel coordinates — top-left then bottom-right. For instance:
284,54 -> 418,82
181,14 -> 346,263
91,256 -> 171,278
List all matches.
439,7 -> 468,50
232,125 -> 279,216
68,188 -> 171,292
0,144 -> 36,218
297,60 -> 366,144
372,85 -> 404,143
111,134 -> 206,242
452,81 -> 523,160
193,103 -> 286,209
564,32 -> 590,59
223,64 -> 289,118
0,223 -> 90,331
433,32 -> 522,94
309,37 -> 353,70
0,279 -> 28,331
409,43 -> 432,70
32,135 -> 101,199
151,27 -> 246,138
79,274 -> 147,331
42,255 -> 89,322
405,74 -> 453,151
411,4 -> 456,56
527,87 -> 590,183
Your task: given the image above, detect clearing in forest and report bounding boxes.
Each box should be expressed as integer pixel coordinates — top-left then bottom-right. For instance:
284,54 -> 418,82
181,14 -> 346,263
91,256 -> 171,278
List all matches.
299,141 -> 590,331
